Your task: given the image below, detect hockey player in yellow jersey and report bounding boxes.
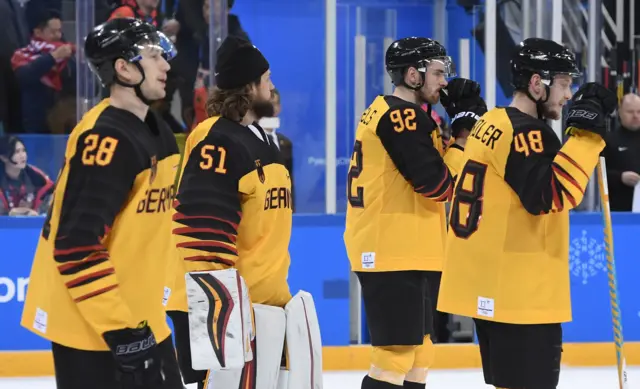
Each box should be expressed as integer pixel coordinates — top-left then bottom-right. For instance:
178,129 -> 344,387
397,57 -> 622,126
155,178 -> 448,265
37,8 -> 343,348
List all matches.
345,37 -> 465,389
169,36 -> 322,389
20,18 -> 184,389
438,38 -> 618,389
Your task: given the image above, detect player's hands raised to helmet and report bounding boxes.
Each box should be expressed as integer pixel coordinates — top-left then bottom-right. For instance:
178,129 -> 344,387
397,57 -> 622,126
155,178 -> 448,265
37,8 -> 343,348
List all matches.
566,82 -> 617,138
440,78 -> 487,136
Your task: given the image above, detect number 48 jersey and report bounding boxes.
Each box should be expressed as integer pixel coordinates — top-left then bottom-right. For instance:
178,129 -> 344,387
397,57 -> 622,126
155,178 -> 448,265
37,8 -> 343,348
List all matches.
344,95 -> 454,273
438,106 -> 605,325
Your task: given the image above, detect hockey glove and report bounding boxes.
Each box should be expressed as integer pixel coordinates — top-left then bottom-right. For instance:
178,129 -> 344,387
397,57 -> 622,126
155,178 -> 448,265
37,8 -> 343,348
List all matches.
440,78 -> 487,137
565,82 -> 617,138
102,321 -> 165,389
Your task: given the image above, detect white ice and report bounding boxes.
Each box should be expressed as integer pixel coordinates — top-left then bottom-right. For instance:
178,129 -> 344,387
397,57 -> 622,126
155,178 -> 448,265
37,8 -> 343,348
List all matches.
1,366 -> 637,388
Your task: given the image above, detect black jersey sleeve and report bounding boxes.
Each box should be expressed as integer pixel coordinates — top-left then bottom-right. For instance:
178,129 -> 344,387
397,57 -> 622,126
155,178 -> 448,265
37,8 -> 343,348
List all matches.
173,131 -> 243,273
503,113 -> 605,215
52,125 -> 141,333
376,103 -> 453,202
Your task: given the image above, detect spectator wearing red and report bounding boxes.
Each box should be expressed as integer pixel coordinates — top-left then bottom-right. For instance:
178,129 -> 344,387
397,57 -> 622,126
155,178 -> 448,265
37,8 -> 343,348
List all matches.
11,9 -> 76,133
0,136 -> 53,216
110,0 -> 162,26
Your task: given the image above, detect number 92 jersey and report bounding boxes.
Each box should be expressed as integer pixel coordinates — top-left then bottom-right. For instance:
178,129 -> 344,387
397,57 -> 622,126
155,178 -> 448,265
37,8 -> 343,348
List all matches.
438,107 -> 605,325
344,95 -> 454,273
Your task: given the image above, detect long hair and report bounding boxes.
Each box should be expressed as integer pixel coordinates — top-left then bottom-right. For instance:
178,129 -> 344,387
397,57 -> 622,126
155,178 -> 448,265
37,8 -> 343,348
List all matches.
206,77 -> 261,122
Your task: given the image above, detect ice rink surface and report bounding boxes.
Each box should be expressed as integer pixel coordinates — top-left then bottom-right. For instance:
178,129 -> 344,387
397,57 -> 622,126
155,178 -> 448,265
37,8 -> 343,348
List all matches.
1,366 -> 637,388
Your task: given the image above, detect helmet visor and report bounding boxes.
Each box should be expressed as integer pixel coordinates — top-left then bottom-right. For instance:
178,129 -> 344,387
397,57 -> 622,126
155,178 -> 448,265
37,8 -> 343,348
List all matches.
130,31 -> 177,62
417,56 -> 457,78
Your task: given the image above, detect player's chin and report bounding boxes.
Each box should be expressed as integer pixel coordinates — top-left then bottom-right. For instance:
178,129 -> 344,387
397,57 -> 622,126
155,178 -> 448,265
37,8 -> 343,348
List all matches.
150,88 -> 167,100
424,93 -> 440,105
546,109 -> 562,121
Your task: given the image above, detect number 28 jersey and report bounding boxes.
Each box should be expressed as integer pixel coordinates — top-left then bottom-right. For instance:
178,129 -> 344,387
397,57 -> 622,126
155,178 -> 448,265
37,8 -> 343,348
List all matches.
438,107 -> 605,324
344,95 -> 453,273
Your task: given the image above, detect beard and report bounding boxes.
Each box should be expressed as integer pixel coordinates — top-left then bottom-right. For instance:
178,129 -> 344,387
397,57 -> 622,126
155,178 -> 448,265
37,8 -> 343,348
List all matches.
252,100 -> 275,119
541,102 -> 562,120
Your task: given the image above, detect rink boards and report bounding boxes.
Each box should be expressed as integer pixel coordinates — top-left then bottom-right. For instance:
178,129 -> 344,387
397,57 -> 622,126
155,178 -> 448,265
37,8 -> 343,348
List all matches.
0,213 -> 639,376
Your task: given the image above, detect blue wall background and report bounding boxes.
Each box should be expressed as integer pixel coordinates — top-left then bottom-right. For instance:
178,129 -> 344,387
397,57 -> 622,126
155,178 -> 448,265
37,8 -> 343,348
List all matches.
14,1 -> 511,214
1,213 -> 639,352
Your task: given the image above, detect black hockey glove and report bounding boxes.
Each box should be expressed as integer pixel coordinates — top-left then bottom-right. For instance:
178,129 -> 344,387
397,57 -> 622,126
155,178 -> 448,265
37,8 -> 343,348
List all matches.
565,82 -> 618,138
102,321 -> 165,389
440,78 -> 487,137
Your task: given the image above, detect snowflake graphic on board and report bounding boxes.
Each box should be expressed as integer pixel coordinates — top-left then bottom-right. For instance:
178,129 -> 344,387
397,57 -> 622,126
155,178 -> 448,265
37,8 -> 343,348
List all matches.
568,230 -> 607,285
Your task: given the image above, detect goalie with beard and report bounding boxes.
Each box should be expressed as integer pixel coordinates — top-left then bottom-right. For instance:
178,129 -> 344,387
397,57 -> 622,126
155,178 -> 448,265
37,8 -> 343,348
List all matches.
168,36 -> 322,389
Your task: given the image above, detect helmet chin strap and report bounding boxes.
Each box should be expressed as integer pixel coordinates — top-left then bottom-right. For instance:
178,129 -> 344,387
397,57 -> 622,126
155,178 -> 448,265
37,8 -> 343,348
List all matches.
525,81 -> 551,120
114,62 -> 155,106
402,70 -> 425,92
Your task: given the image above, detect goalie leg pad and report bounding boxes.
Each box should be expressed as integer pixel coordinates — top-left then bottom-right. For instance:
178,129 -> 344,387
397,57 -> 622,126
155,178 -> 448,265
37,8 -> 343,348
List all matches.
186,269 -> 253,371
279,290 -> 323,389
203,303 -> 287,389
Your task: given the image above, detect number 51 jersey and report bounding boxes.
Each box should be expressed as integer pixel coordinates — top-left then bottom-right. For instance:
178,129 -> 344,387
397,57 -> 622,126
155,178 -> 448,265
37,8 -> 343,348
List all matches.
438,107 -> 605,325
344,95 -> 453,273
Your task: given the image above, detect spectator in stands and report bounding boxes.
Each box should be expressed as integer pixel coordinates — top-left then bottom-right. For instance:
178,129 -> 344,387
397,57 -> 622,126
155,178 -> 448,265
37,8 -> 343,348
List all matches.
0,136 -> 53,216
0,0 -> 29,59
0,0 -> 29,134
604,93 -> 640,211
190,0 -> 251,130
172,0 -> 208,128
11,9 -> 76,134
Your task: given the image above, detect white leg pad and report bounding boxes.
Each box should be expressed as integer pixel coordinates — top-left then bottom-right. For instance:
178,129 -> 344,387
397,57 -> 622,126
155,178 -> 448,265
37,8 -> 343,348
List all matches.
203,303 -> 287,389
279,290 -> 324,389
254,303 -> 287,389
186,269 -> 253,371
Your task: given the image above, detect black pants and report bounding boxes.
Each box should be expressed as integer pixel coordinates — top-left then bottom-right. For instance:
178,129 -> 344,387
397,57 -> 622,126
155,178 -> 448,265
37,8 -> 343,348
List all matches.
474,318 -> 562,389
52,336 -> 184,389
425,270 -> 450,343
357,270 -> 434,346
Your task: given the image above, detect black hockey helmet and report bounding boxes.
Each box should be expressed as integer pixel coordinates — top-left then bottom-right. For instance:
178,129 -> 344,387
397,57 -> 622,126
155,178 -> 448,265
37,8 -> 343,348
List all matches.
385,37 -> 455,90
85,18 -> 176,93
511,38 -> 581,118
511,38 -> 581,90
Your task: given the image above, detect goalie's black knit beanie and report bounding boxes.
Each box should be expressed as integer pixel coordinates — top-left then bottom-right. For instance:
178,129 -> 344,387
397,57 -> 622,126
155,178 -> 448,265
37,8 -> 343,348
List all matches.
215,36 -> 270,90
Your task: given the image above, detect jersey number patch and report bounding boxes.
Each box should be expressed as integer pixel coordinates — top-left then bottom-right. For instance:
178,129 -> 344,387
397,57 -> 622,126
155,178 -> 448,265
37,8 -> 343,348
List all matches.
81,134 -> 119,166
450,160 -> 488,239
514,130 -> 544,156
200,145 -> 228,174
348,140 -> 364,208
390,108 -> 417,133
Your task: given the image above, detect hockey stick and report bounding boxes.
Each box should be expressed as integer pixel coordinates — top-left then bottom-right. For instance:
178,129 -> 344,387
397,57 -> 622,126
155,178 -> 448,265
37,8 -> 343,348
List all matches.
595,156 -> 629,389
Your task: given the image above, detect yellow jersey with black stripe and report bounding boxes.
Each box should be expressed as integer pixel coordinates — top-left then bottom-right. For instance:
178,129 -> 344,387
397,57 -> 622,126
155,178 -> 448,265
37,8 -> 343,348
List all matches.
443,143 -> 465,182
21,99 -> 181,350
169,117 -> 292,312
344,95 -> 453,273
438,107 -> 605,324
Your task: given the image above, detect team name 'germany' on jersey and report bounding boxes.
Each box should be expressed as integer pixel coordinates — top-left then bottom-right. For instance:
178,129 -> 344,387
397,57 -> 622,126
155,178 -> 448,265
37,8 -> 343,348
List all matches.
21,99 -> 181,351
170,117 -> 292,311
438,107 -> 605,325
344,95 -> 454,273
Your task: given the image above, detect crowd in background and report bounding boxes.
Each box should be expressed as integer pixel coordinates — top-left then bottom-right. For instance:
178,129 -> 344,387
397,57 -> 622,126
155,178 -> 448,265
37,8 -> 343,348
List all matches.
0,0 -> 639,217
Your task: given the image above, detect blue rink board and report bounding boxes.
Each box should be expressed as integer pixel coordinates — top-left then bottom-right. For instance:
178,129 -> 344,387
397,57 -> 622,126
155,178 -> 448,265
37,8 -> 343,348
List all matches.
0,213 -> 639,352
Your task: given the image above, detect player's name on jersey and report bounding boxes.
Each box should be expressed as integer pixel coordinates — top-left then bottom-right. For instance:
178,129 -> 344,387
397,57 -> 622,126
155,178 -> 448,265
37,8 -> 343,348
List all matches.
470,118 -> 503,150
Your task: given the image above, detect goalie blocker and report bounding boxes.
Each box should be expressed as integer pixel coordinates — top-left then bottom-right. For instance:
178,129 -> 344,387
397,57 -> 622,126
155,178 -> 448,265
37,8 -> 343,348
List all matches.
185,269 -> 323,389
